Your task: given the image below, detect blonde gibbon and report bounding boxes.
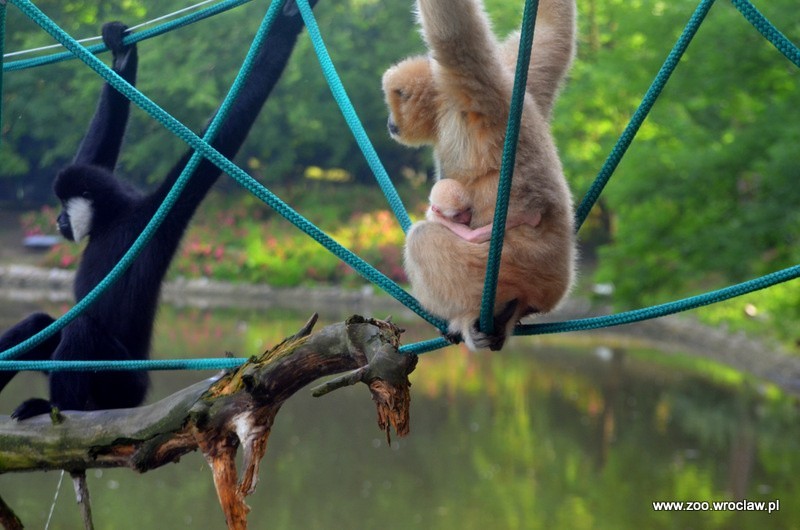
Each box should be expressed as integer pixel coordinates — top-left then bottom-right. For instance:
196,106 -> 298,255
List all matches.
382,0 -> 577,350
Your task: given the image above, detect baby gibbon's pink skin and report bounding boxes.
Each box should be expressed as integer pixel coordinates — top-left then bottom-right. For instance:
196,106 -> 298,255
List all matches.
427,179 -> 542,244
384,0 -> 578,351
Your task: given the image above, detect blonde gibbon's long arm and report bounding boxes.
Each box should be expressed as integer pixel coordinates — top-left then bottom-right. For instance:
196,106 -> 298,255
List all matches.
416,0 -> 511,118
499,0 -> 576,119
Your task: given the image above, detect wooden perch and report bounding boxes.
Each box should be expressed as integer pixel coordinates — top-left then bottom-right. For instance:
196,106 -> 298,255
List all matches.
0,314 -> 416,530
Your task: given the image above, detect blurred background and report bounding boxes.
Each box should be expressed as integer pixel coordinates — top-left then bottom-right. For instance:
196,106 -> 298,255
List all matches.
0,1 -> 799,528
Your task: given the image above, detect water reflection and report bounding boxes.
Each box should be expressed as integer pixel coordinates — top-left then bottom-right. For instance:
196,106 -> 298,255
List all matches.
0,301 -> 798,529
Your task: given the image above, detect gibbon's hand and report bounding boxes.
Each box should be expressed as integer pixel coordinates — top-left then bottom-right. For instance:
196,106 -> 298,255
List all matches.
102,21 -> 133,56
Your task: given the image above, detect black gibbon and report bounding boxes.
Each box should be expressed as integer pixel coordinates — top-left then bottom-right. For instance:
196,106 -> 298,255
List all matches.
0,0 -> 318,420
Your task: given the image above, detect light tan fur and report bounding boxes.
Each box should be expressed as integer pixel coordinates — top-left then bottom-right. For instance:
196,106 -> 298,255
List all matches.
383,0 -> 577,350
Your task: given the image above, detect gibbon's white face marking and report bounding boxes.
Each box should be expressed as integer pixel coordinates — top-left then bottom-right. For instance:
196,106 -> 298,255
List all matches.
65,197 -> 93,242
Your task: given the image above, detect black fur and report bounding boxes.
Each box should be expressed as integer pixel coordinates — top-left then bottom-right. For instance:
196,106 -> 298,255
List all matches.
0,2 -> 317,420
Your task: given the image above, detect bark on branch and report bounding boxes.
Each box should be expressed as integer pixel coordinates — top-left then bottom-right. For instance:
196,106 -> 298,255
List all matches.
0,314 -> 416,530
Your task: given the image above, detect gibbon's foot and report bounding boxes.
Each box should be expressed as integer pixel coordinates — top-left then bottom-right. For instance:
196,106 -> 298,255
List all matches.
443,329 -> 463,344
469,299 -> 519,351
11,398 -> 55,421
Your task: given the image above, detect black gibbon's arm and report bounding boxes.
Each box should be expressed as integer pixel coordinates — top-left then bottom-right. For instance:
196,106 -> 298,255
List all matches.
73,22 -> 138,171
4,2 -> 320,421
150,0 -> 319,224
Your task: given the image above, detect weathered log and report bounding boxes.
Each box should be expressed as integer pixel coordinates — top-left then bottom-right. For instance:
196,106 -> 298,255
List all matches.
0,315 -> 416,530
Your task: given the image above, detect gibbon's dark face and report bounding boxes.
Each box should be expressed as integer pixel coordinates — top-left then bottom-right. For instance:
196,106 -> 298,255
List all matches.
53,165 -> 126,243
57,196 -> 93,242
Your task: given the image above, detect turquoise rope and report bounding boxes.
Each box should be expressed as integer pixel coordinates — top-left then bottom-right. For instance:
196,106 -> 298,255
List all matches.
573,0 -> 716,231
3,0 -> 254,72
0,359 -> 246,371
731,0 -> 800,67
2,0 -> 798,367
573,0 -> 800,231
295,0 -> 412,232
478,0 -> 539,335
6,0 -> 446,342
401,265 -> 800,355
518,264 -> 800,335
17,259 -> 793,363
1,0 -> 442,374
399,337 -> 449,356
3,0 -> 413,234
0,0 -> 286,362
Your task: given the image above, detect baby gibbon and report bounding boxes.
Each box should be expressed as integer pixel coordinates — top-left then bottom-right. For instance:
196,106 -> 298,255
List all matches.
382,0 -> 577,350
428,179 -> 541,244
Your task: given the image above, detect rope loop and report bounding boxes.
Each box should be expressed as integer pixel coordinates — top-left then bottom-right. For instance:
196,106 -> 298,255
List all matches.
0,0 -> 797,371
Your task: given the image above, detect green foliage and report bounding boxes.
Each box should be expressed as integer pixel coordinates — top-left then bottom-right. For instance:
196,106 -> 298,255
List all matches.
30,184 -> 418,287
1,0 -> 426,190
695,281 -> 800,348
174,185 -> 413,287
242,0 -> 427,184
0,144 -> 29,179
2,2 -> 147,168
559,0 -> 799,343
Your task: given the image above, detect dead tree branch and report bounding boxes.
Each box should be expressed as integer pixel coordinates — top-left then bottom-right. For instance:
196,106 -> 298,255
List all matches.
0,315 -> 416,530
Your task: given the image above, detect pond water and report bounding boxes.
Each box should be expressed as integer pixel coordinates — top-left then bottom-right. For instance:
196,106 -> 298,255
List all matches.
0,297 -> 798,529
